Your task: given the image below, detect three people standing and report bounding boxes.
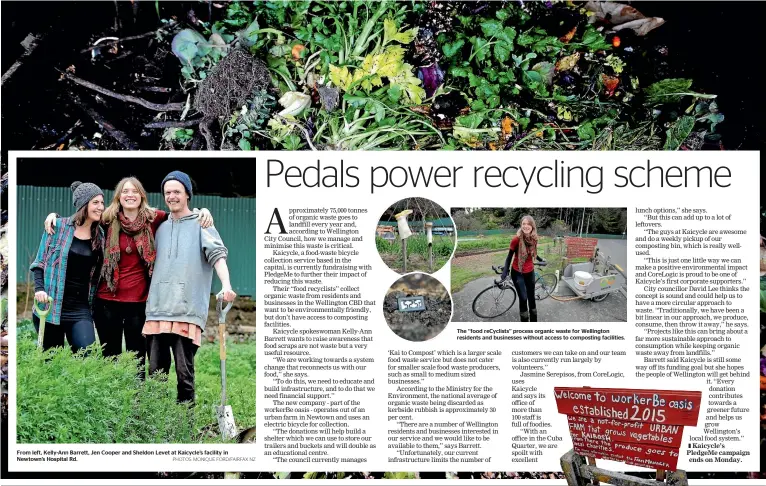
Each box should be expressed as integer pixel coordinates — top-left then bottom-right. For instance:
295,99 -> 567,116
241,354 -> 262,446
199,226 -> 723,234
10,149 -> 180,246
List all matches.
31,171 -> 235,403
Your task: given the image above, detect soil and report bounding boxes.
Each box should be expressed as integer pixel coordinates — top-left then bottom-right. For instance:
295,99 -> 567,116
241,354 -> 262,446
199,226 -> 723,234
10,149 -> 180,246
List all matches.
383,290 -> 451,342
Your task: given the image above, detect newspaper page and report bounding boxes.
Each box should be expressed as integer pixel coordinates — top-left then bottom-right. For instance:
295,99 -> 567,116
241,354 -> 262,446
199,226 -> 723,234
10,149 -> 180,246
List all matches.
1,1 -> 765,485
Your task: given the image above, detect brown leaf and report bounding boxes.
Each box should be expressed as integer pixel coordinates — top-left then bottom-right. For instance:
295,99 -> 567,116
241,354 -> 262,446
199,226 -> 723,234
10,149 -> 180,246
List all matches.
586,1 -> 645,24
611,17 -> 666,36
501,116 -> 516,141
555,52 -> 580,72
559,26 -> 577,43
409,105 -> 431,115
585,1 -> 664,36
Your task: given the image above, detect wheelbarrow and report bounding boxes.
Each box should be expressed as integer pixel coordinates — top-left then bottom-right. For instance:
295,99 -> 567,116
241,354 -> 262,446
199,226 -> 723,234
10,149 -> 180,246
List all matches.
215,291 -> 237,441
34,296 -> 53,349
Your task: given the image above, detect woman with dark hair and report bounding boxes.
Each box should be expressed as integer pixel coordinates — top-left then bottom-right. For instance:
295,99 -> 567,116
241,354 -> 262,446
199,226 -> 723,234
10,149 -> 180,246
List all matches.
30,182 -> 105,352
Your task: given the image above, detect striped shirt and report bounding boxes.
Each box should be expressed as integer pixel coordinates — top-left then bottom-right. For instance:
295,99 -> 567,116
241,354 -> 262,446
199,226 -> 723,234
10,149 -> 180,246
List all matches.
29,217 -> 104,325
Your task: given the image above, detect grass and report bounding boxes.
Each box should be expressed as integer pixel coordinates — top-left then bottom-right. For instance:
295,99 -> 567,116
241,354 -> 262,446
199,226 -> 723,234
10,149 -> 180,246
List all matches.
376,234 -> 454,273
456,233 -> 517,254
16,321 -> 254,444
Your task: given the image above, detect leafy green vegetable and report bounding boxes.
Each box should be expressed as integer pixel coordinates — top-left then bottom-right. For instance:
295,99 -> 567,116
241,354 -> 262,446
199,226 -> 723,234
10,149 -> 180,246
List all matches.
645,78 -> 693,103
383,18 -> 417,45
664,116 -> 695,150
171,29 -> 207,65
442,39 -> 465,58
580,26 -> 611,51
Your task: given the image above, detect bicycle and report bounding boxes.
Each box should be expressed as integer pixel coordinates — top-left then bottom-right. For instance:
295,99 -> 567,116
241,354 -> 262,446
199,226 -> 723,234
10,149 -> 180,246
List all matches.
471,258 -> 558,319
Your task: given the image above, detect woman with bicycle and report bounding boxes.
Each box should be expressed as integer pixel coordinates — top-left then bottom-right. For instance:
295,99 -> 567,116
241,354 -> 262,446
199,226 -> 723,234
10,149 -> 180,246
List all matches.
500,215 -> 543,322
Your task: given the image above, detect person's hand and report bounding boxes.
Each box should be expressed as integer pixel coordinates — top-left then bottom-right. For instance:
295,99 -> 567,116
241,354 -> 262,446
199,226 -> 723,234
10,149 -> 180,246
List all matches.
44,213 -> 57,235
220,287 -> 236,302
34,291 -> 50,304
198,208 -> 214,228
147,206 -> 158,222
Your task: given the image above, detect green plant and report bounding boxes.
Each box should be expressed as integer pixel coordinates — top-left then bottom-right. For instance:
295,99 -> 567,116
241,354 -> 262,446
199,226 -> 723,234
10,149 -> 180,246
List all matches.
224,89 -> 277,150
163,127 -> 194,147
16,324 -> 256,443
171,29 -> 228,81
16,329 -> 194,443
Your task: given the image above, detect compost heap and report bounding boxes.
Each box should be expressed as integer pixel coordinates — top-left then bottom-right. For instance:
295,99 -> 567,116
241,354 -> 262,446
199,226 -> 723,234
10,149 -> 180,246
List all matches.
160,0 -> 726,151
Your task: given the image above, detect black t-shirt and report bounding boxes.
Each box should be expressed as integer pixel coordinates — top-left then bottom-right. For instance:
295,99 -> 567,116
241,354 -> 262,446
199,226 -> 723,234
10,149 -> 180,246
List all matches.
61,237 -> 97,318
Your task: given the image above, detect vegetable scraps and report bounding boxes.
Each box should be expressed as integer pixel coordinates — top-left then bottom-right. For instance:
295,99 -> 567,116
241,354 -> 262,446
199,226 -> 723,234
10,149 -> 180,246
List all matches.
166,0 -> 724,151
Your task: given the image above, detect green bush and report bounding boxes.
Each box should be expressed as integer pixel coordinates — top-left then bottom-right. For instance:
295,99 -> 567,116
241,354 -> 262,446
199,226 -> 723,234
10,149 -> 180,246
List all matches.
16,325 -> 255,443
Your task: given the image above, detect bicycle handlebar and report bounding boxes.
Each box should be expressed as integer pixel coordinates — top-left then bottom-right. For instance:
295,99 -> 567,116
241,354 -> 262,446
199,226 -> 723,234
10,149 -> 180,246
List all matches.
492,259 -> 547,276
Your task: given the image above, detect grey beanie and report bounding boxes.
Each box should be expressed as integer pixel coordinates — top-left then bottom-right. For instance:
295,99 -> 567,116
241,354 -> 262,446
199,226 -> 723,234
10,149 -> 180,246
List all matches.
70,181 -> 104,211
161,170 -> 193,201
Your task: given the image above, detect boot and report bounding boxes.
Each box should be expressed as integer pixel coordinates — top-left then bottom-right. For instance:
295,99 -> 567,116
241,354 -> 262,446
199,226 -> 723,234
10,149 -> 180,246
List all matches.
520,311 -> 529,322
530,309 -> 538,322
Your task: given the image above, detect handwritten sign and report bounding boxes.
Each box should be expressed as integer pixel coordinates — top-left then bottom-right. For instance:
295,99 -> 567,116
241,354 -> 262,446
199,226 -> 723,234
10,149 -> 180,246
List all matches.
565,237 -> 598,259
555,387 -> 702,471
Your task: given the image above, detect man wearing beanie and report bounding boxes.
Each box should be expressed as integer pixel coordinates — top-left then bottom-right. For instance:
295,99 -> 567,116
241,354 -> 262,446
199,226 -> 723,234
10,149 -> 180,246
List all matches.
143,171 -> 236,403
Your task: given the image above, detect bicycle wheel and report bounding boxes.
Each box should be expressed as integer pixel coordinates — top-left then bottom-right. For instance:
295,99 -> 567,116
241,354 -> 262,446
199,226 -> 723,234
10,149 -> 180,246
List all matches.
535,273 -> 558,300
472,284 -> 517,319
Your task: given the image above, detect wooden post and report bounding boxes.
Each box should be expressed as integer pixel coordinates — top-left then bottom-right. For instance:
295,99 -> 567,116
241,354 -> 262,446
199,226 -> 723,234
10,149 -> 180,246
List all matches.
426,222 -> 434,273
402,239 -> 408,273
587,457 -> 599,486
656,470 -> 666,482
560,449 -> 587,486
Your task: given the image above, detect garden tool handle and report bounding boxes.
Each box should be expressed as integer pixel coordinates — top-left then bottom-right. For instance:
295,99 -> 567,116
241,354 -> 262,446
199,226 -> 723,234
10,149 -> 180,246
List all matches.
34,296 -> 53,320
216,291 -> 233,323
218,322 -> 226,361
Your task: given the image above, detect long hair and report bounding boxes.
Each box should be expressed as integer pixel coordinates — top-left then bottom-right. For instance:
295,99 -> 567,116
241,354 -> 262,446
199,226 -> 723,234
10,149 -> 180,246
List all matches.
516,214 -> 539,257
516,215 -> 539,238
102,177 -> 153,224
71,205 -> 103,252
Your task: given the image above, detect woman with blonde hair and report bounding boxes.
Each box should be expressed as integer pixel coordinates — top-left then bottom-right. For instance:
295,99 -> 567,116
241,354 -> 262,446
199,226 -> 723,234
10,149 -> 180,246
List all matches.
44,176 -> 212,376
500,214 -> 542,322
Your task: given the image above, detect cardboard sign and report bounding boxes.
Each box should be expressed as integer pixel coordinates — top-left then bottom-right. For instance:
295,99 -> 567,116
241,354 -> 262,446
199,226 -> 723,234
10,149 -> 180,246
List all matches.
555,387 -> 702,471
